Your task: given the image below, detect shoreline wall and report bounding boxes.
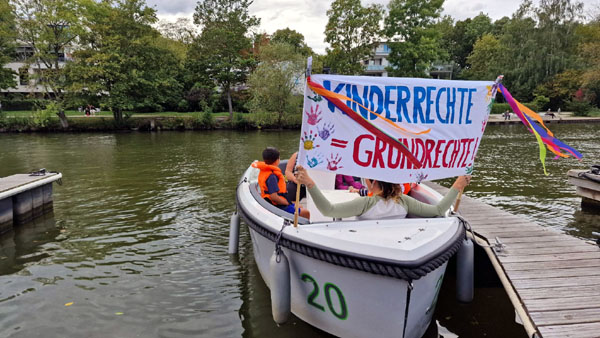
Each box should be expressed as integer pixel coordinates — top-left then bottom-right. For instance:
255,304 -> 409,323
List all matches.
1,115 -> 600,133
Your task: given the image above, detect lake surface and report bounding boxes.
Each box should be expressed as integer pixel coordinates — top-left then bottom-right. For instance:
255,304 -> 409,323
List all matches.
0,124 -> 598,337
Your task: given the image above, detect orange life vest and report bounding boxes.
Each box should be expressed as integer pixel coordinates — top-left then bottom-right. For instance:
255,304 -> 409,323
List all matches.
252,161 -> 288,203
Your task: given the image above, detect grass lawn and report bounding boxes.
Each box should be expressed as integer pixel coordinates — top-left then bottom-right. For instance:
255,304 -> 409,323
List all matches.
0,110 -> 234,118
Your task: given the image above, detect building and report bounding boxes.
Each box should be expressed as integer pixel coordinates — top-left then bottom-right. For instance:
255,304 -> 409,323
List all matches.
1,42 -> 72,96
363,43 -> 390,77
363,42 -> 454,79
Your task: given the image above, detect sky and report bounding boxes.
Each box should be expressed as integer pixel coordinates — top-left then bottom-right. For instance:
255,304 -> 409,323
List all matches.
148,0 -> 599,54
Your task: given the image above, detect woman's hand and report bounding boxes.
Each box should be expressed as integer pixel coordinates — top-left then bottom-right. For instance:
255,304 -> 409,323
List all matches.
452,175 -> 472,191
295,165 -> 315,189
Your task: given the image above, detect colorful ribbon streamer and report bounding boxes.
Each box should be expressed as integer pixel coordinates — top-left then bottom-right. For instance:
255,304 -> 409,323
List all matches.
498,84 -> 582,175
306,76 -> 424,169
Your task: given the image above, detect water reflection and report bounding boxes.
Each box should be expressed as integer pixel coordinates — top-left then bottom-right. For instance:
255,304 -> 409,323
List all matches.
0,125 -> 598,337
0,213 -> 59,277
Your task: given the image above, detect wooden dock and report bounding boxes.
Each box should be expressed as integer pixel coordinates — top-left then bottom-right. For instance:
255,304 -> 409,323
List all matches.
427,182 -> 600,338
0,172 -> 62,233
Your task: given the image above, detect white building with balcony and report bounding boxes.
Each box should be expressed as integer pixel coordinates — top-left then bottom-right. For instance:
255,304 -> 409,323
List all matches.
1,43 -> 71,96
364,43 -> 390,77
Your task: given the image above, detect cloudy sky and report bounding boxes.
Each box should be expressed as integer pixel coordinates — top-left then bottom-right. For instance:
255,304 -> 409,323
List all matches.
148,0 -> 599,53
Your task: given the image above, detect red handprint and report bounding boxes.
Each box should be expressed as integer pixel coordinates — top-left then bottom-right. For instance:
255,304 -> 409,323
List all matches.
327,153 -> 343,171
306,106 -> 322,125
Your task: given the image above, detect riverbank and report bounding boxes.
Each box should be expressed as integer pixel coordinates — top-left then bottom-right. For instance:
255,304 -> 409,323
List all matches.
487,112 -> 600,125
1,112 -> 600,132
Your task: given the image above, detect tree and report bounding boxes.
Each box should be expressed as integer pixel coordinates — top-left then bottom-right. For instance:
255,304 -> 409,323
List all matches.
0,0 -> 16,90
464,34 -> 505,81
65,0 -> 182,121
384,0 -> 445,77
157,18 -> 197,45
247,43 -> 304,127
191,0 -> 260,119
324,0 -> 383,75
271,28 -> 312,55
439,13 -> 493,76
13,0 -> 89,127
576,20 -> 600,106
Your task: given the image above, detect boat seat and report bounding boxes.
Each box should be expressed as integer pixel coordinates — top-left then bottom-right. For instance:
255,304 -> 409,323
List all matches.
249,182 -> 310,225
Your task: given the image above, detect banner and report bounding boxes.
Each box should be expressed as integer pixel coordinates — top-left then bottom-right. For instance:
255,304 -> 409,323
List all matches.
298,74 -> 496,184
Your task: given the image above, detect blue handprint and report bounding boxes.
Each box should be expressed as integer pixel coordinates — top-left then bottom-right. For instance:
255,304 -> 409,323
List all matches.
317,122 -> 335,141
306,153 -> 324,168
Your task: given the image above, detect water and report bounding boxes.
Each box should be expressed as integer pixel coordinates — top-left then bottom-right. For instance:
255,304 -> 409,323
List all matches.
0,125 -> 598,338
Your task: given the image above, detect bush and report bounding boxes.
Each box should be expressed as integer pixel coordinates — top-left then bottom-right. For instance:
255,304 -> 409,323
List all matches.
533,95 -> 550,111
194,111 -> 215,129
566,100 -> 593,116
491,103 -> 510,114
492,101 -> 541,114
232,112 -> 249,129
2,98 -> 49,111
33,102 -> 58,127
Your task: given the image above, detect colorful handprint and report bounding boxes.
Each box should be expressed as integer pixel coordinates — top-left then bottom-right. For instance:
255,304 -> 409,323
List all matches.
415,172 -> 429,184
317,122 -> 335,141
306,106 -> 322,125
327,153 -> 343,171
308,95 -> 323,103
301,130 -> 319,151
306,153 -> 324,168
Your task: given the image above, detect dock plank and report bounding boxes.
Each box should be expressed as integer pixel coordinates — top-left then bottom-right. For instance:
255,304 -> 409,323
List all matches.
525,295 -> 600,312
502,259 -> 600,271
518,285 -> 600,300
509,266 -> 600,280
425,181 -> 600,338
538,322 -> 600,338
529,308 -> 600,326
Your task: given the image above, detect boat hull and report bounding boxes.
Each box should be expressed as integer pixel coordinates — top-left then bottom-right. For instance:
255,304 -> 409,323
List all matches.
247,225 -> 447,338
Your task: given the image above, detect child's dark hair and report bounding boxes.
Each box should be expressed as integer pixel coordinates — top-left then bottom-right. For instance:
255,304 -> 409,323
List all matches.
262,147 -> 280,165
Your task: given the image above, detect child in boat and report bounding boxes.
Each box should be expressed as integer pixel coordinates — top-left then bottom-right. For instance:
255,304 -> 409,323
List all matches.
295,165 -> 470,220
335,174 -> 364,191
253,147 -> 310,219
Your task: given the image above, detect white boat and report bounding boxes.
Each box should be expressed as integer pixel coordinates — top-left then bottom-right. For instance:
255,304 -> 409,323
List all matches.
234,160 -> 466,338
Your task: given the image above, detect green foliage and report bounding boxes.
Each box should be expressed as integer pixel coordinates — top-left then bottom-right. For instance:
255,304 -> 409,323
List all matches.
576,21 -> 600,107
464,34 -> 505,80
33,101 -> 58,127
247,43 -> 304,127
385,0 -> 445,77
232,112 -> 249,129
566,99 -> 593,116
0,0 -> 16,90
190,0 -> 260,119
271,28 -> 312,55
464,0 -> 584,101
195,111 -> 215,129
491,103 -> 511,114
534,69 -> 584,109
13,0 -> 88,101
437,13 -> 494,77
533,95 -> 550,111
324,0 -> 383,75
64,0 -> 183,122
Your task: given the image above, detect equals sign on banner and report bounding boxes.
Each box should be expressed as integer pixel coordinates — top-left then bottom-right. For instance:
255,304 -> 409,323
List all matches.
331,138 -> 348,148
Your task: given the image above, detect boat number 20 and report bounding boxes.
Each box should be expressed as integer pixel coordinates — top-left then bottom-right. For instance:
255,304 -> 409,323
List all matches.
300,273 -> 348,320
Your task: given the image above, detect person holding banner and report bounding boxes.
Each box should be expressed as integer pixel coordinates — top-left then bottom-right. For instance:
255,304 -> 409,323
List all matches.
295,165 -> 471,220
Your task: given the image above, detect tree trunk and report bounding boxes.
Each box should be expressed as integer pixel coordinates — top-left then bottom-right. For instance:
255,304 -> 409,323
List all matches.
226,88 -> 233,120
56,109 -> 69,128
113,108 -> 123,124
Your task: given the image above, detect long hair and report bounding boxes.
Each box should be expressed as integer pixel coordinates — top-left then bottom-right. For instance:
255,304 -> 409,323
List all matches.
374,180 -> 403,202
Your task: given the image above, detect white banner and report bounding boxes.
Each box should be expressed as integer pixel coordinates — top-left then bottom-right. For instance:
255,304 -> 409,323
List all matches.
298,74 -> 495,183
